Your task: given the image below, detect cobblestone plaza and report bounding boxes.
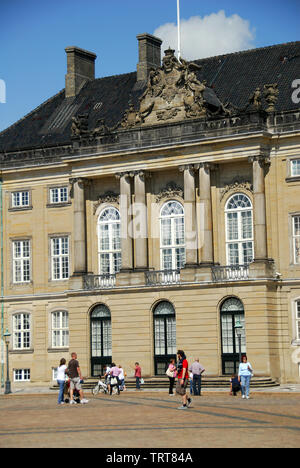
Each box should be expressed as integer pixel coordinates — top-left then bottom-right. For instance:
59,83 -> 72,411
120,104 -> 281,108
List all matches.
1,391 -> 300,448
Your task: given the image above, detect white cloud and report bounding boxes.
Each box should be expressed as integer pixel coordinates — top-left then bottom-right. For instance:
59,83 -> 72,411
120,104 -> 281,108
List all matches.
153,10 -> 255,60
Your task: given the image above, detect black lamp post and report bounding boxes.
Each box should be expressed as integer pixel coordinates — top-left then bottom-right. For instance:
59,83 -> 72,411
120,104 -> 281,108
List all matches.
235,319 -> 243,365
3,329 -> 11,394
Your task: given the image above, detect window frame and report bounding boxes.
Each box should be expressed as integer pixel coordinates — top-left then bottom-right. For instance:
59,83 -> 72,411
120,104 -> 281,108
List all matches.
12,313 -> 31,350
225,193 -> 254,266
291,159 -> 300,178
97,207 -> 121,275
292,215 -> 300,265
50,235 -> 70,281
159,200 -> 185,271
51,310 -> 69,348
11,190 -> 30,209
12,239 -> 31,284
49,185 -> 69,205
13,369 -> 31,382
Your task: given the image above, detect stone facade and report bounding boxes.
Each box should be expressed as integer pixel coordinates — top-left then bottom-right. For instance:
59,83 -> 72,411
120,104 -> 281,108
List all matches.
1,36 -> 300,387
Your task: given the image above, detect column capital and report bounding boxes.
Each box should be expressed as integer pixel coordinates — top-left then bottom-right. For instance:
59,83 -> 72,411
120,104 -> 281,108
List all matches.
115,171 -> 130,179
69,177 -> 91,187
248,153 -> 270,168
196,162 -> 216,171
179,164 -> 195,173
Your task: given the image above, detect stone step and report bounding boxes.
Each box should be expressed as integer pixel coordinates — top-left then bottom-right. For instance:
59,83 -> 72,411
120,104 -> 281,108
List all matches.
51,376 -> 279,391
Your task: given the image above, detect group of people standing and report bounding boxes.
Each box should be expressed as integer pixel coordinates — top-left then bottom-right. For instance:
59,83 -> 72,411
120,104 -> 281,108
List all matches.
167,351 -> 254,409
57,351 -> 253,407
166,350 -> 205,410
56,353 -> 89,405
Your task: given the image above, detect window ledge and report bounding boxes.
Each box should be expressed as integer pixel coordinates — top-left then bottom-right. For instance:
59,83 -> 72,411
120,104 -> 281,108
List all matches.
47,347 -> 69,353
8,206 -> 33,212
286,176 -> 300,183
46,202 -> 71,208
10,349 -> 34,354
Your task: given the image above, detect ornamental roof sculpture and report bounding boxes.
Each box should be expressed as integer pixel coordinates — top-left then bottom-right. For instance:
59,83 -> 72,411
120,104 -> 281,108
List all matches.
119,48 -> 231,129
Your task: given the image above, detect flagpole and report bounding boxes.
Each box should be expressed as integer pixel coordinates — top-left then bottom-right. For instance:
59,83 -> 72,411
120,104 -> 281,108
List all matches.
177,0 -> 181,59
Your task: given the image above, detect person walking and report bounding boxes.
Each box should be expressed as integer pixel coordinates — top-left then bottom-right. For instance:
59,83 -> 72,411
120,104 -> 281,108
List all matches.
134,362 -> 142,390
67,352 -> 89,404
118,365 -> 126,391
57,358 -> 67,405
238,355 -> 253,400
166,358 -> 177,396
176,350 -> 192,410
110,363 -> 121,395
189,358 -> 205,396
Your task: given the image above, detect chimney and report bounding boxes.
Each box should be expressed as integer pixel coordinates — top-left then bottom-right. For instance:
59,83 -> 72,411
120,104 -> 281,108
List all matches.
136,33 -> 162,82
65,46 -> 97,98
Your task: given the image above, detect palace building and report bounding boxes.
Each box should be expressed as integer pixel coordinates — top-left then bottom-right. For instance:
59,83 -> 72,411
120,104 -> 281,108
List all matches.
0,34 -> 300,386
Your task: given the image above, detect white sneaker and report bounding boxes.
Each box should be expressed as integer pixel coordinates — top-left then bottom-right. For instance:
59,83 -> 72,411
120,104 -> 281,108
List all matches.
242,395 -> 246,399
70,400 -> 77,405
246,396 -> 250,400
80,399 -> 89,404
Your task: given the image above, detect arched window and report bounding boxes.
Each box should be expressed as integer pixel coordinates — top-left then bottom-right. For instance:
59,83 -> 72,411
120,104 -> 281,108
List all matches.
160,200 -> 185,270
90,304 -> 112,377
220,297 -> 246,375
153,301 -> 177,375
98,207 -> 121,274
225,193 -> 253,265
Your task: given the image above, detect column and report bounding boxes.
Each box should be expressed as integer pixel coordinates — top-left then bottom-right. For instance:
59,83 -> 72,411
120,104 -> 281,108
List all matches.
179,165 -> 198,267
116,172 -> 133,271
198,162 -> 214,265
70,177 -> 88,275
133,171 -> 148,269
249,155 -> 269,261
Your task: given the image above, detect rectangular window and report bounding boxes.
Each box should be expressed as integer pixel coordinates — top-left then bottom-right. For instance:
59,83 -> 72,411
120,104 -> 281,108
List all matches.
297,302 -> 300,341
52,311 -> 69,348
13,314 -> 30,350
12,191 -> 29,208
50,187 -> 68,204
13,240 -> 31,283
293,216 -> 300,264
51,237 -> 69,280
14,369 -> 30,382
291,160 -> 300,177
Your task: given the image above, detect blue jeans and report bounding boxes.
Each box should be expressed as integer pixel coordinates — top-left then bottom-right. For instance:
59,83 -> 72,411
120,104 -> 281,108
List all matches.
136,377 -> 141,389
57,380 -> 65,404
240,375 -> 251,397
193,374 -> 202,395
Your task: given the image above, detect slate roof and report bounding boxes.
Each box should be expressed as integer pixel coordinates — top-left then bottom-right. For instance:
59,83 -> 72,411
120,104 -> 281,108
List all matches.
0,41 -> 299,153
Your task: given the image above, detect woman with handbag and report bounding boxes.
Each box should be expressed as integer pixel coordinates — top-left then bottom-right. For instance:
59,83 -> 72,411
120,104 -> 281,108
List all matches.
110,363 -> 121,395
166,358 -> 177,396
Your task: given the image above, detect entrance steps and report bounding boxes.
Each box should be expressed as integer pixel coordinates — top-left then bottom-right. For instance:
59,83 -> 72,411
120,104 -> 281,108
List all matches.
52,376 -> 279,391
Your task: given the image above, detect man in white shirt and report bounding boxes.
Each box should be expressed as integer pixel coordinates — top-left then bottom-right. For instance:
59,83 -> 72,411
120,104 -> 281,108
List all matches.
189,358 -> 205,396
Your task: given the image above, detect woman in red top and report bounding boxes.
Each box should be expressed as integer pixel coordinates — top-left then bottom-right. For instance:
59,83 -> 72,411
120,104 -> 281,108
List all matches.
176,350 -> 192,410
134,362 -> 142,390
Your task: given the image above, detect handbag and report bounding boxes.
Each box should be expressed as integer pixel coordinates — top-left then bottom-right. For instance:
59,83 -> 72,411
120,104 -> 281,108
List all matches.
166,368 -> 174,378
111,377 -> 118,385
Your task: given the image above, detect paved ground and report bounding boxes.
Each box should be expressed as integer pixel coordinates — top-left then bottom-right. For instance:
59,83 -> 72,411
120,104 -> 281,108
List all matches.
0,390 -> 300,448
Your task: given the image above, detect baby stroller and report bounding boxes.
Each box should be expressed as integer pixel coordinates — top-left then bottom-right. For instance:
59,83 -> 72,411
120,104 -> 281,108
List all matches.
64,378 -> 81,403
92,377 -> 109,396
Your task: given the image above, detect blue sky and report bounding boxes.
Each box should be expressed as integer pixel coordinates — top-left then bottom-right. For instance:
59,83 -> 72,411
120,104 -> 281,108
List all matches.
0,0 -> 299,133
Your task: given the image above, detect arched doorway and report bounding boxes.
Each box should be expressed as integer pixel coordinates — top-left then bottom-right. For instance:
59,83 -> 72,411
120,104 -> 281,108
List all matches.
153,301 -> 176,375
90,304 -> 112,377
220,297 -> 246,375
